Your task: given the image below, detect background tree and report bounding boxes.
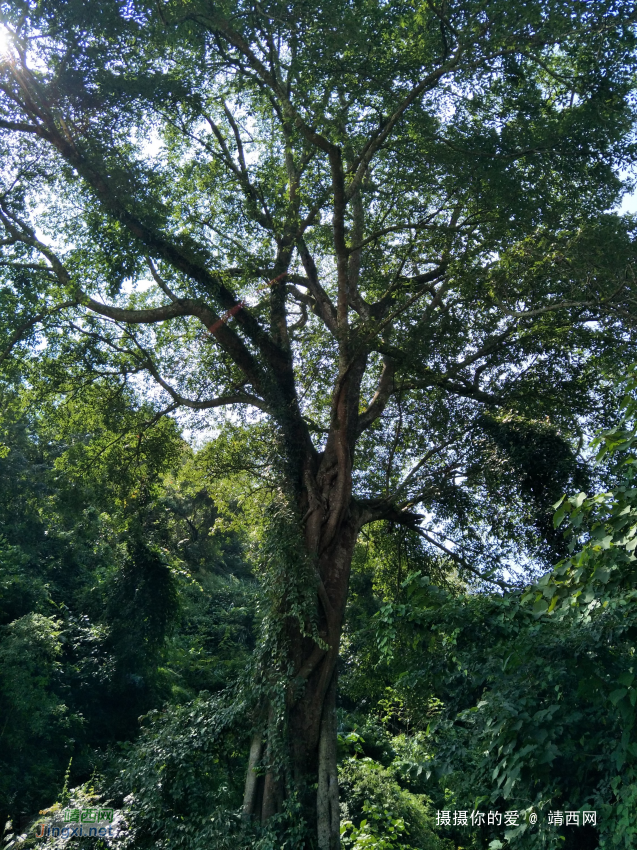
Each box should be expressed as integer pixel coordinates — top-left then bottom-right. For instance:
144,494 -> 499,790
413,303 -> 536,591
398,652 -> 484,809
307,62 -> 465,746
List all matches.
355,375 -> 637,850
1,1 -> 637,845
0,382 -> 253,833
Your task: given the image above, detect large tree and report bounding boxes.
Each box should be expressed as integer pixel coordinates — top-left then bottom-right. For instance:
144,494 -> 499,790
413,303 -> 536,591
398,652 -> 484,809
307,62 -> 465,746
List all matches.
1,1 -> 637,845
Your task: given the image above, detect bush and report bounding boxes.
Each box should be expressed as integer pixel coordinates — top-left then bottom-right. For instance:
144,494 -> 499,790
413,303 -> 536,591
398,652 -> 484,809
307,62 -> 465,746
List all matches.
339,756 -> 452,850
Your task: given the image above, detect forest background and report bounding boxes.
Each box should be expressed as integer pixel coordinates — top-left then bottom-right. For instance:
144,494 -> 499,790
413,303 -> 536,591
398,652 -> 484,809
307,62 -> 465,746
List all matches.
2,1 -> 637,849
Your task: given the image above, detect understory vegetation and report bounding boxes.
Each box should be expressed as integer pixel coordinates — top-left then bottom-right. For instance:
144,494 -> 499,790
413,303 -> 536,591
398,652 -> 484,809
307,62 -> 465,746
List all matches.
3,376 -> 637,850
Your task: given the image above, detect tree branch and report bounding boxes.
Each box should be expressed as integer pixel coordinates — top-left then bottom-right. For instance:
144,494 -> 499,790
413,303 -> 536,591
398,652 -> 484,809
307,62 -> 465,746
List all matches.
357,357 -> 396,435
415,527 -> 519,590
0,299 -> 77,365
146,257 -> 181,302
0,200 -> 271,395
297,238 -> 338,334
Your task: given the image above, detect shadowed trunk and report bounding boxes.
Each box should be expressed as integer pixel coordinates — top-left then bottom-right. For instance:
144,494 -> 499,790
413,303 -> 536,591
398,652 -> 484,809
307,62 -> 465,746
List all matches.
317,676 -> 340,850
242,444 -> 360,848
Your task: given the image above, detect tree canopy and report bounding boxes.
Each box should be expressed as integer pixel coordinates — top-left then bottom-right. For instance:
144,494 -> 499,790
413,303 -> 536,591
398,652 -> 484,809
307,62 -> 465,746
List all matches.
1,0 -> 635,570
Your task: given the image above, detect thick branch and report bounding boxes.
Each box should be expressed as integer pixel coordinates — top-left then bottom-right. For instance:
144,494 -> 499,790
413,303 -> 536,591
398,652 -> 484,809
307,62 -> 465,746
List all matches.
329,146 -> 350,339
297,238 -> 338,334
0,201 -> 270,395
357,357 -> 396,435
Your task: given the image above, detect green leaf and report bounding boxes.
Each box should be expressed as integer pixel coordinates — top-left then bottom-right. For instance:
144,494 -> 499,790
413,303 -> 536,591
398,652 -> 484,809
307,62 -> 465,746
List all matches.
553,506 -> 568,528
533,599 -> 549,616
610,688 -> 628,705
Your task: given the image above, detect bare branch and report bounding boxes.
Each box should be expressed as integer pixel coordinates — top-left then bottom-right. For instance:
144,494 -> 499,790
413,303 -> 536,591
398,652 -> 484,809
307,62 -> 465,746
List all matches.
372,263 -> 448,320
143,353 -> 270,413
346,42 -> 466,199
348,212 -> 450,253
0,117 -> 44,135
388,439 -> 457,502
0,260 -> 54,272
415,527 -> 519,590
494,296 -> 609,319
374,272 -> 449,335
222,101 -> 248,174
201,108 -> 273,229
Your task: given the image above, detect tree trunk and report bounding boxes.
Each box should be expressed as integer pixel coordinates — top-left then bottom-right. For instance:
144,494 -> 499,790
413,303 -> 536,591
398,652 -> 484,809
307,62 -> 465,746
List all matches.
242,481 -> 359,849
240,351 -> 364,847
317,675 -> 340,850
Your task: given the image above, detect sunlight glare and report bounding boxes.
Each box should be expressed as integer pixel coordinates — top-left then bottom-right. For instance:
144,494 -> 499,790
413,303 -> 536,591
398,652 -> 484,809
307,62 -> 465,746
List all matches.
0,27 -> 12,57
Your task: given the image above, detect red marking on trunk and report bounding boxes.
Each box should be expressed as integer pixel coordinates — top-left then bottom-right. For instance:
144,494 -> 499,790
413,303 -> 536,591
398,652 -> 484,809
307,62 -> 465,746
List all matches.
208,302 -> 244,334
206,273 -> 288,336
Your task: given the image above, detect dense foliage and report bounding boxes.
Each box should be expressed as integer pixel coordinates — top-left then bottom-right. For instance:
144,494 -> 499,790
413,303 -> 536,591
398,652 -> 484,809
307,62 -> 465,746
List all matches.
0,385 -> 254,833
1,378 -> 637,849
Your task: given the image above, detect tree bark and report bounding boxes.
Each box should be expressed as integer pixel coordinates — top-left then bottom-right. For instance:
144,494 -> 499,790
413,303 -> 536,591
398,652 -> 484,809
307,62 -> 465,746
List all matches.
241,731 -> 262,821
317,675 -> 340,850
242,475 -> 359,848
